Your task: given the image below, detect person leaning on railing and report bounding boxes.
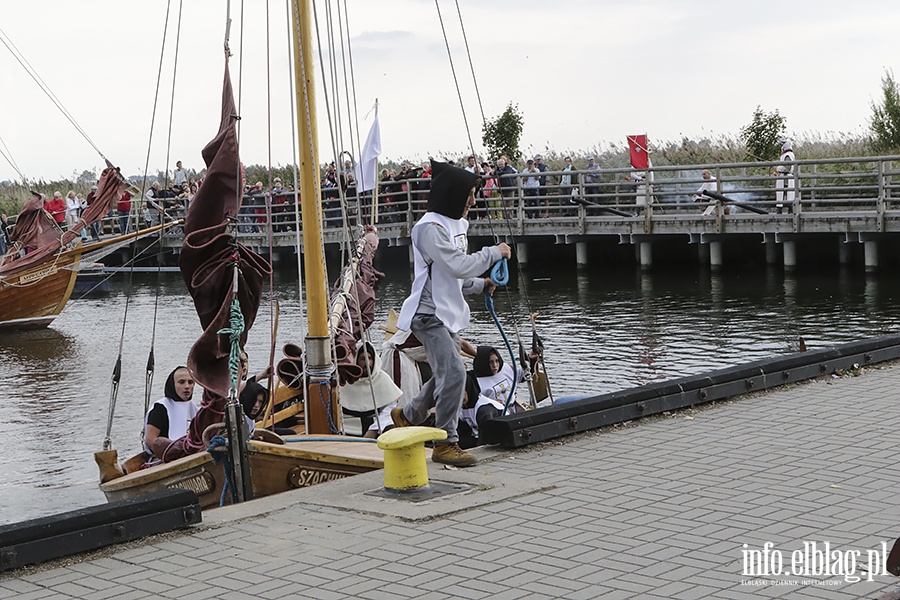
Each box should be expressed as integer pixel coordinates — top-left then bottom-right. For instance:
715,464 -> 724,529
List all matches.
560,156 -> 576,216
581,156 -> 601,201
494,156 -> 518,200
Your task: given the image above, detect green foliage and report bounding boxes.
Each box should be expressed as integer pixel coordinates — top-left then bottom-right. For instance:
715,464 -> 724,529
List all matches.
869,69 -> 900,153
482,103 -> 524,164
740,106 -> 787,161
655,135 -> 748,166
0,194 -> 20,217
76,169 -> 97,187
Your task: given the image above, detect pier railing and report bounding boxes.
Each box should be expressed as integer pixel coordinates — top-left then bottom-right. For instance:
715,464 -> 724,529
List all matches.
121,155 -> 900,247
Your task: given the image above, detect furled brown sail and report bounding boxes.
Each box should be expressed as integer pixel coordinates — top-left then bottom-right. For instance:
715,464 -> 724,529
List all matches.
153,58 -> 271,462
330,228 -> 383,385
275,228 -> 383,390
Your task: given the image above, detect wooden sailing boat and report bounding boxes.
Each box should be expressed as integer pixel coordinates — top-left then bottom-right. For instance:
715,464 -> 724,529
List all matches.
0,170 -> 178,331
97,1 -> 395,510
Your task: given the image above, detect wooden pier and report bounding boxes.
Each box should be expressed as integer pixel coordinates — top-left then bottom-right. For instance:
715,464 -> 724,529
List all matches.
115,155 -> 900,271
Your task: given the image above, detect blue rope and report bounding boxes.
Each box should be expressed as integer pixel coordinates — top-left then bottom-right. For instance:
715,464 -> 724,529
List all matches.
484,259 -> 516,414
490,258 -> 509,286
206,434 -> 234,506
315,380 -> 341,433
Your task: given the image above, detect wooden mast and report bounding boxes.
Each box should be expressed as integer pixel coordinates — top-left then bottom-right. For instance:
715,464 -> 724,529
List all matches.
290,0 -> 341,434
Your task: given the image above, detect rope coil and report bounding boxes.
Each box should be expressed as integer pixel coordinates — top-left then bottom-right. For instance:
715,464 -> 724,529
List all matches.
206,434 -> 235,506
484,260 -> 517,413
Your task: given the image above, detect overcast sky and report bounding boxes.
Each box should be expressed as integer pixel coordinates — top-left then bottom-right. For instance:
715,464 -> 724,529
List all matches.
1,0 -> 895,183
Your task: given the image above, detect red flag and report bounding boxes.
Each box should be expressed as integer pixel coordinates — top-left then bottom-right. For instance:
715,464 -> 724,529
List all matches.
627,135 -> 649,170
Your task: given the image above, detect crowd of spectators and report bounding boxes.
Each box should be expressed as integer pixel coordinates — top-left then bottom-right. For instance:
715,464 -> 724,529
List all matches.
367,154 -> 609,221
4,154 -> 630,251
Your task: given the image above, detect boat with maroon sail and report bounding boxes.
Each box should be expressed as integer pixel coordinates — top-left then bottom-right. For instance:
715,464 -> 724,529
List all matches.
96,2 -> 394,509
0,167 -> 177,331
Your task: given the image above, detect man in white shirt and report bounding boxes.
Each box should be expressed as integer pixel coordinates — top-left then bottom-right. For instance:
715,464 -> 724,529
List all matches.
692,169 -> 721,215
173,160 -> 188,187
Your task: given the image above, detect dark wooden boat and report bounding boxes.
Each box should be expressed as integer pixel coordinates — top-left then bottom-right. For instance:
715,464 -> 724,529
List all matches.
0,245 -> 81,331
0,223 -> 176,331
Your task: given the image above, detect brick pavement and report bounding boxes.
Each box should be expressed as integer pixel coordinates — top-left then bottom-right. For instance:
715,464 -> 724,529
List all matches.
4,363 -> 900,599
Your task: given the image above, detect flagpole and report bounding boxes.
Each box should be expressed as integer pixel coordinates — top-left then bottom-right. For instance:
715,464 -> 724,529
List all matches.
371,158 -> 379,227
371,100 -> 379,227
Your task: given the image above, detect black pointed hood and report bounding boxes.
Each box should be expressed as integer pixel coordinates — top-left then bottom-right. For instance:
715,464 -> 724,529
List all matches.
426,159 -> 480,219
472,345 -> 501,378
164,366 -> 191,402
240,380 -> 267,420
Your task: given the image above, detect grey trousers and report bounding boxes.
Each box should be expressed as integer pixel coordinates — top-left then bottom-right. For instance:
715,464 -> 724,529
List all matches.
402,313 -> 464,444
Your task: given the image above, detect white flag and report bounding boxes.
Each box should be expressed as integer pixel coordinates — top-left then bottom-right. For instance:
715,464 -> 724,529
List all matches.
354,105 -> 381,193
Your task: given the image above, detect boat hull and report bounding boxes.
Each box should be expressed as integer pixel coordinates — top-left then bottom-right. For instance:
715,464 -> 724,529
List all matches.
100,453 -> 226,508
0,249 -> 80,331
99,437 -> 385,510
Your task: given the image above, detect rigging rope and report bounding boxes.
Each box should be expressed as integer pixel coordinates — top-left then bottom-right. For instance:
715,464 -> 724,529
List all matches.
0,134 -> 24,182
454,0 -> 486,127
0,26 -> 104,160
102,0 -> 178,451
339,0 -> 368,212
262,0 -> 279,425
433,0 -> 477,160
138,0 -> 186,445
435,0 -> 552,405
218,281 -> 247,399
317,2 -> 387,430
283,0 -> 308,346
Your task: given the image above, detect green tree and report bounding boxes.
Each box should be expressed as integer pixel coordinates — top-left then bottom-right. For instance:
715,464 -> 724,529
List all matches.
76,169 -> 97,187
482,103 -> 524,164
740,106 -> 787,161
870,68 -> 900,153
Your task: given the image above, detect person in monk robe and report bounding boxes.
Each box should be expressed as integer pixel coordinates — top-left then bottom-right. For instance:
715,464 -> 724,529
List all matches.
143,366 -> 198,461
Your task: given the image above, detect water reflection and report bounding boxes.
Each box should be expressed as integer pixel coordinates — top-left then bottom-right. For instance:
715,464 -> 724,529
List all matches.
0,328 -> 77,363
865,274 -> 879,313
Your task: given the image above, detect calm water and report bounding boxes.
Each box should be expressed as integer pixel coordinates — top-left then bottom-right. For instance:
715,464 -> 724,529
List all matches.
2,262 -> 900,524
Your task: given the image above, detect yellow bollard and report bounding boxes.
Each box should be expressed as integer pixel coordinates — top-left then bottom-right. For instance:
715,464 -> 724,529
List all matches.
377,426 -> 447,491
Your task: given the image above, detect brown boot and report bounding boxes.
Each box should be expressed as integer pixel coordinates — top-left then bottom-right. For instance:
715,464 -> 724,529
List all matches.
431,442 -> 478,467
391,406 -> 413,428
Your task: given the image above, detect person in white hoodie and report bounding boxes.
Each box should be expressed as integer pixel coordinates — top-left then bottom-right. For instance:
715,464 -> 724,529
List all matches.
775,140 -> 796,213
391,160 -> 511,467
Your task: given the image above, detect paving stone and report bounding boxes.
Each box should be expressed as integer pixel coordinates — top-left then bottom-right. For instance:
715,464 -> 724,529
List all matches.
10,363 -> 900,598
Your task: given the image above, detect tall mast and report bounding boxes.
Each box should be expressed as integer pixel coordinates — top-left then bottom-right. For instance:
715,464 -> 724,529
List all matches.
290,0 -> 341,434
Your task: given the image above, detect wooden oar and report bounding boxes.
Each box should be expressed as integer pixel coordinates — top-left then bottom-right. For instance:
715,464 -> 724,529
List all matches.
527,311 -> 553,404
701,190 -> 769,215
261,299 -> 280,429
568,195 -> 633,217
